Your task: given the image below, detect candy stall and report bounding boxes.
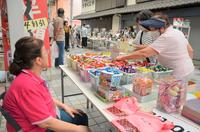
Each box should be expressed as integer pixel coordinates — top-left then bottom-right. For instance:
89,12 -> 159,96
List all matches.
61,52 -> 200,132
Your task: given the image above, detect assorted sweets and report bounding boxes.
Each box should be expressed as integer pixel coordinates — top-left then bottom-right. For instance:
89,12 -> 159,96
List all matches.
157,77 -> 187,113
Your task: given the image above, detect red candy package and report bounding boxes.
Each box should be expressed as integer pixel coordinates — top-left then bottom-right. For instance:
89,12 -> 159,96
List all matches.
112,111 -> 174,132
106,97 -> 139,117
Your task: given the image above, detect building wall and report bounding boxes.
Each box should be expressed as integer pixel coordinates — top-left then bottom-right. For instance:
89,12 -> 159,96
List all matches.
73,0 -> 82,17
112,14 -> 121,33
127,0 -> 136,6
82,16 -> 112,31
162,6 -> 200,61
49,0 -> 70,21
95,0 -> 126,12
49,0 -> 81,25
81,0 -> 95,14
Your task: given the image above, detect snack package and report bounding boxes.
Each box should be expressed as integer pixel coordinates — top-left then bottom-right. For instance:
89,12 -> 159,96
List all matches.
106,97 -> 139,116
112,111 -> 174,132
97,86 -> 125,102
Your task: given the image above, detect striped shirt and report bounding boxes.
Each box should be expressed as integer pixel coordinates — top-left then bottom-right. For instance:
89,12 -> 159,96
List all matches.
133,30 -> 160,63
134,30 -> 153,45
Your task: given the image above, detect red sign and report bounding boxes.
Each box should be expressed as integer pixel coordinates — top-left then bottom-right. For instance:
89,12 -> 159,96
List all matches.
1,1 -> 11,71
23,0 -> 51,67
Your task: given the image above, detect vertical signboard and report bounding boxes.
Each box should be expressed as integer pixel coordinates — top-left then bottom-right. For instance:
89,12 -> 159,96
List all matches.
23,0 -> 51,66
1,0 -> 11,71
6,0 -> 51,67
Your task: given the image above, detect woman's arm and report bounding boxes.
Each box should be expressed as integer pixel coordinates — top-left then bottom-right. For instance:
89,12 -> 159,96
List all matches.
187,43 -> 193,59
53,98 -> 81,117
53,98 -> 66,108
133,44 -> 148,51
116,46 -> 158,61
37,117 -> 89,132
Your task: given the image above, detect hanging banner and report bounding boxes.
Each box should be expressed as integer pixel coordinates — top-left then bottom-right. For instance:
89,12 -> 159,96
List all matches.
23,0 -> 51,67
1,1 -> 11,71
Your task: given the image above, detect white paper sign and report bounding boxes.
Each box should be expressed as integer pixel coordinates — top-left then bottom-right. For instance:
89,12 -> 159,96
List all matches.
153,109 -> 200,132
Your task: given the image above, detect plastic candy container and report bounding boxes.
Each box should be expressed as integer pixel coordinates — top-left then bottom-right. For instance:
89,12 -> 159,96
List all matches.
97,86 -> 125,102
157,78 -> 187,113
132,73 -> 154,96
99,67 -> 123,88
119,65 -> 137,85
89,68 -> 105,91
66,55 -> 73,67
146,65 -> 173,79
80,66 -> 92,82
69,55 -> 82,71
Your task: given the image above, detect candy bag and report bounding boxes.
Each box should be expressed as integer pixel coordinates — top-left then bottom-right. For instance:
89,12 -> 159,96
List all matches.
112,111 -> 174,132
106,97 -> 139,116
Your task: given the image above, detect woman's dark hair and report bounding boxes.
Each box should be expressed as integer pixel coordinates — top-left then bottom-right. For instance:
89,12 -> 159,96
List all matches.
135,10 -> 153,23
9,36 -> 43,76
129,26 -> 134,32
153,12 -> 171,27
64,20 -> 68,26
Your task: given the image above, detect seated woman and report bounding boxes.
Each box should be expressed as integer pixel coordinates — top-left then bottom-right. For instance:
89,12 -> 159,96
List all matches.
3,37 -> 90,132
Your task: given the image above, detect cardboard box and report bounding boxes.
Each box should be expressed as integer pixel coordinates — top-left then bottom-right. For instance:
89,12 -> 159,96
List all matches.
182,99 -> 200,125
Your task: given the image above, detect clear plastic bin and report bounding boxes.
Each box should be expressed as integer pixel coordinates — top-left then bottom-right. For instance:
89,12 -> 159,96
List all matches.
99,68 -> 123,88
132,72 -> 154,96
156,77 -> 187,113
79,67 -> 91,82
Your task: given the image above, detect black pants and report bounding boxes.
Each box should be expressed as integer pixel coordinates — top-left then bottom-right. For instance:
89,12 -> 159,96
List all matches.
46,109 -> 88,132
82,37 -> 87,47
65,33 -> 70,50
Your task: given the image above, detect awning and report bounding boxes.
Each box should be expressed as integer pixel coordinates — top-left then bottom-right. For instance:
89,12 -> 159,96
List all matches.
74,0 -> 200,20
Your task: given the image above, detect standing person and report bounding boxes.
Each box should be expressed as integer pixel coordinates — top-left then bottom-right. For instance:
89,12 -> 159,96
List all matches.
128,26 -> 134,37
81,24 -> 88,48
70,25 -> 76,48
48,18 -> 54,46
53,8 -> 65,67
134,10 -> 154,48
64,21 -> 70,52
3,37 -> 90,132
116,13 -> 194,80
133,10 -> 159,63
76,26 -> 81,48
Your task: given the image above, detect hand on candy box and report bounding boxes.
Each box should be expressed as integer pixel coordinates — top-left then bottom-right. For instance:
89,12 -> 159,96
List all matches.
109,60 -> 127,68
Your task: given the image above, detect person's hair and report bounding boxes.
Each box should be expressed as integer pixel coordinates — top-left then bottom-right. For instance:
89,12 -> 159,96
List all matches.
82,24 -> 86,27
153,12 -> 171,28
64,20 -> 68,26
129,26 -> 134,32
9,37 -> 43,76
57,8 -> 64,17
135,10 -> 153,23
